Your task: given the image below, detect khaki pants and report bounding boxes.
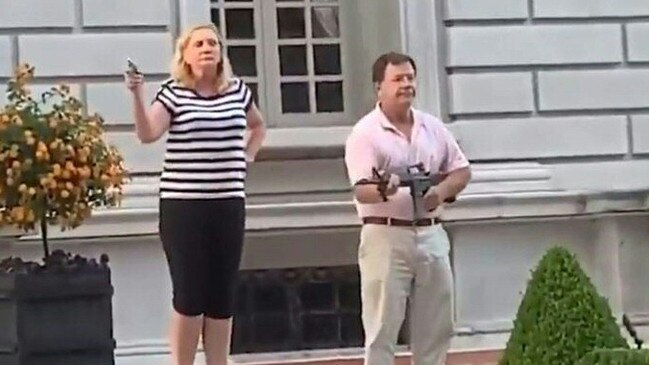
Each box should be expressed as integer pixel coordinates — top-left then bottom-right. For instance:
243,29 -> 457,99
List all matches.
358,224 -> 454,365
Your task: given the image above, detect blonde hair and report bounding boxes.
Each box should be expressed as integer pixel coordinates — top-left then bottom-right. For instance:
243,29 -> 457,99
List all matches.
170,23 -> 233,93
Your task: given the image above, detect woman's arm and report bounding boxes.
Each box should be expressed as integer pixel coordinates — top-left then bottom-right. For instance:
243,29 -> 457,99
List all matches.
126,73 -> 171,144
133,96 -> 171,144
244,102 -> 266,161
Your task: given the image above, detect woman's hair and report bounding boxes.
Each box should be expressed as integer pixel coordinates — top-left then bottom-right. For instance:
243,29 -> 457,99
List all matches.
170,23 -> 233,92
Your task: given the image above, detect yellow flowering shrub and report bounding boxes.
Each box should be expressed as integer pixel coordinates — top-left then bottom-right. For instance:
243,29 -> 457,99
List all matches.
0,64 -> 128,235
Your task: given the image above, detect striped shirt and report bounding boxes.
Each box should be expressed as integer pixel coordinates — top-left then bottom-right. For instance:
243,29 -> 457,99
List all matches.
153,77 -> 253,200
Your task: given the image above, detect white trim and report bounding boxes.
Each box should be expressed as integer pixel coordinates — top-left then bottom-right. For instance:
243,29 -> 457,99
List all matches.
398,0 -> 448,118
177,0 -> 211,31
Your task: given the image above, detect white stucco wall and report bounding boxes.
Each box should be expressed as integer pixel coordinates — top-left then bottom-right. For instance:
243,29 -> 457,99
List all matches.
0,0 -> 648,363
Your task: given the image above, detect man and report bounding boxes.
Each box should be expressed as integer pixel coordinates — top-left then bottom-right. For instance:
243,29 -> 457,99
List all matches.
344,52 -> 471,365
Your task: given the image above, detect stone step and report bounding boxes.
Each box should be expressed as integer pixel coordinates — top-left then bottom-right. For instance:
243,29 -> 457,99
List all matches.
228,349 -> 502,365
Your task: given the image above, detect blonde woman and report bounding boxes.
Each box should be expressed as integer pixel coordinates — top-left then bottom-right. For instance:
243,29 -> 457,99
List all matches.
125,24 -> 266,365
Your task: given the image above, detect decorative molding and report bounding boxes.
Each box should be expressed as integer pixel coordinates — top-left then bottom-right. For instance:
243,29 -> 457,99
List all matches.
5,160 -> 649,243
9,187 -> 648,244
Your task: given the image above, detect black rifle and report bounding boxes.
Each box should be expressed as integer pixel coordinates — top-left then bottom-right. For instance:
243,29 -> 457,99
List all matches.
400,163 -> 455,215
356,163 -> 456,215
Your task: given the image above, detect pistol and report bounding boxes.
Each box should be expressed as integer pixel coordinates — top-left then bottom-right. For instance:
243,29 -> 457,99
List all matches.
126,58 -> 141,75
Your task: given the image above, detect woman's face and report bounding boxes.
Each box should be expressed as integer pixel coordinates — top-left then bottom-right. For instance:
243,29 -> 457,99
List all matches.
183,28 -> 221,75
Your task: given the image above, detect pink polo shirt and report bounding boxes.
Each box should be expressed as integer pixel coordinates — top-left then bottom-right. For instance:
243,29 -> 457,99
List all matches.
344,105 -> 469,220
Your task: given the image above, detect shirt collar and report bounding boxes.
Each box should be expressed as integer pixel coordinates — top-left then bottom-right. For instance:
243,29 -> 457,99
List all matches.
374,102 -> 426,133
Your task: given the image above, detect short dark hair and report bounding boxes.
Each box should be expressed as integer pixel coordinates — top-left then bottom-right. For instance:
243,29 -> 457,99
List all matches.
371,52 -> 417,83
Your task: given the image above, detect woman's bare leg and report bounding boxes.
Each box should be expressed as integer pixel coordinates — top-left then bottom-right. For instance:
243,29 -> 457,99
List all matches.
169,310 -> 203,365
202,317 -> 233,365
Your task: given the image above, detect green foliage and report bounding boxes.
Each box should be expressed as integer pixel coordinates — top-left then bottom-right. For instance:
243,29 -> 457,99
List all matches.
499,246 -> 628,365
577,349 -> 649,365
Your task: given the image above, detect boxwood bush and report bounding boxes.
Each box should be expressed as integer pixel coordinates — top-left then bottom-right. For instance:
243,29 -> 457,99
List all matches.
576,349 -> 649,365
499,246 -> 628,365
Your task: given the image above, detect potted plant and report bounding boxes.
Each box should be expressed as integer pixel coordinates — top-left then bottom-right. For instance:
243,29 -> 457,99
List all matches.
0,64 -> 128,365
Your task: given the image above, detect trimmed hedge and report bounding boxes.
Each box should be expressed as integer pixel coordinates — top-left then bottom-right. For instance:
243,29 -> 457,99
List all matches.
576,349 -> 649,365
499,246 -> 628,365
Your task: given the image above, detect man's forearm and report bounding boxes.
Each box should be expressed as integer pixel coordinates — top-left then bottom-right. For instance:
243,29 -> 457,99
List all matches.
435,167 -> 471,201
354,185 -> 389,204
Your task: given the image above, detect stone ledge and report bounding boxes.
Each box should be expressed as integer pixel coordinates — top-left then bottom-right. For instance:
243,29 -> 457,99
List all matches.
228,348 -> 502,365
6,187 -> 648,244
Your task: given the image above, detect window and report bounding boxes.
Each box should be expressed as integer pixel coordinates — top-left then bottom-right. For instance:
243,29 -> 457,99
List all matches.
210,0 -> 262,110
210,0 -> 347,127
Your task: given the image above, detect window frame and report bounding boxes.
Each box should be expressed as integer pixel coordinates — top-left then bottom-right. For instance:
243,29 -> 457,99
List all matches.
210,0 -> 352,128
210,0 -> 267,113
261,0 -> 350,127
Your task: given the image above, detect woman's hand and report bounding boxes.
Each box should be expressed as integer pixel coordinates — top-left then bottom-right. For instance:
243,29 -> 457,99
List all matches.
125,72 -> 144,94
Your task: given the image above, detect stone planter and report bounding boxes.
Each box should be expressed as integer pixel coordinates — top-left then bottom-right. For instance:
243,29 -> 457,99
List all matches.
0,251 -> 115,365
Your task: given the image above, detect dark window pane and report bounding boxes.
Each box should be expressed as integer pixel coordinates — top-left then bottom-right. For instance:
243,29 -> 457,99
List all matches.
225,9 -> 255,39
248,82 -> 259,106
312,7 -> 339,38
313,44 -> 340,75
228,46 -> 257,77
281,82 -> 309,113
279,45 -> 307,76
316,81 -> 343,112
277,8 -> 305,39
210,8 -> 220,30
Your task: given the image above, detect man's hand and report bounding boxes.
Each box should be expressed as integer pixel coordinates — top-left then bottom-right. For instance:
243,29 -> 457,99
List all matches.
384,173 -> 400,196
353,172 -> 401,204
423,187 -> 443,211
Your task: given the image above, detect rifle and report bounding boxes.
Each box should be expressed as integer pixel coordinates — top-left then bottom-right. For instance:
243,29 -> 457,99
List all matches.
356,163 -> 456,216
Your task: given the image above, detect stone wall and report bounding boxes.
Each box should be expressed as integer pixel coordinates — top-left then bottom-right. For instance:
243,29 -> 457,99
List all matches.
444,0 -> 649,170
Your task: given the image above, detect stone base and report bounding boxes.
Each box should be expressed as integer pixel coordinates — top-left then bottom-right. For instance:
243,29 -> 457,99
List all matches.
226,348 -> 502,365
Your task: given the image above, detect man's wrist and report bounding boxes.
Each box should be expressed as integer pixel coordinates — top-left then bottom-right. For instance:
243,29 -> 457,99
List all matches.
434,185 -> 449,202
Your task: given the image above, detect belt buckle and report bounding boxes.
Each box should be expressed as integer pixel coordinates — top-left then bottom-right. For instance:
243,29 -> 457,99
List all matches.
387,217 -> 393,226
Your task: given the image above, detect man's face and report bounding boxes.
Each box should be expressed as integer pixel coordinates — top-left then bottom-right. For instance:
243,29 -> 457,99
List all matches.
377,62 -> 416,106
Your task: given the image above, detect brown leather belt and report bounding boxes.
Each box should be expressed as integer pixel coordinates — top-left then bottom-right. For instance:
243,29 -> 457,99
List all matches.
362,216 -> 441,227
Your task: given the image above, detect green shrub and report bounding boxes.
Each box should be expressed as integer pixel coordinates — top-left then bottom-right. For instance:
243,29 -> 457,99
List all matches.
576,349 -> 649,365
499,246 -> 628,365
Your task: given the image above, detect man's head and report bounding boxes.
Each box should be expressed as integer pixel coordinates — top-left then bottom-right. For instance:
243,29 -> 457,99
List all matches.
372,52 -> 417,108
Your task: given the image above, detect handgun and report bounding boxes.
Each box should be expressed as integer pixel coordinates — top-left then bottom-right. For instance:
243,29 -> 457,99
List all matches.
126,58 -> 141,75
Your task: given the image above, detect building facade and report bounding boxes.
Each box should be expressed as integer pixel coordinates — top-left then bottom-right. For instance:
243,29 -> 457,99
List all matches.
1,0 -> 648,364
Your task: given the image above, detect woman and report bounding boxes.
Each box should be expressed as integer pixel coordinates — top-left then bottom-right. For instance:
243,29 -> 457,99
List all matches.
125,24 -> 266,365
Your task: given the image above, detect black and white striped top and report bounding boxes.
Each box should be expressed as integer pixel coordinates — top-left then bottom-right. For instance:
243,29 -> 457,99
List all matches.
153,77 -> 253,200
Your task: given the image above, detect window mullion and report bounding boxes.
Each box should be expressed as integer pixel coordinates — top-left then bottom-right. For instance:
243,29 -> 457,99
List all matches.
251,0 -> 266,114
305,3 -> 316,114
260,0 -> 281,128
